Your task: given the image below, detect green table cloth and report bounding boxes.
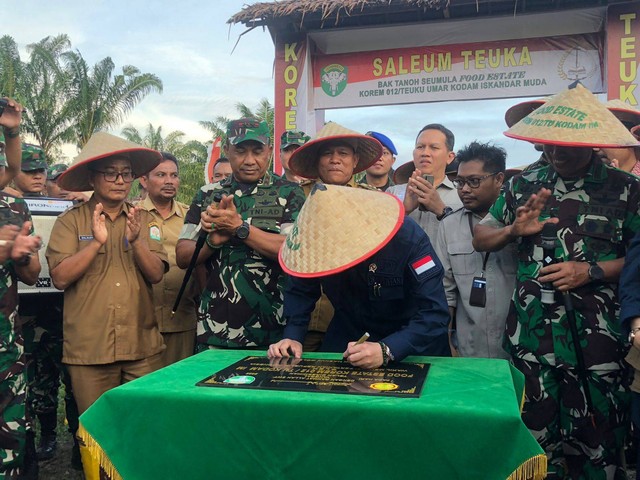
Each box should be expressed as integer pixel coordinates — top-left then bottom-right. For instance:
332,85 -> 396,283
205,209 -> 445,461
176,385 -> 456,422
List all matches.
79,350 -> 546,480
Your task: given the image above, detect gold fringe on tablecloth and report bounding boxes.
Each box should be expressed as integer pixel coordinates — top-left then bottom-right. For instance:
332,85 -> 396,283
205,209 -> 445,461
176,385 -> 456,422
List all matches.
507,454 -> 548,480
77,423 -> 123,480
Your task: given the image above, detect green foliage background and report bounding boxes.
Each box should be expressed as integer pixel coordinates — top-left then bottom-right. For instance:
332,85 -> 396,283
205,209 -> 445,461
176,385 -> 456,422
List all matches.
0,34 -> 276,203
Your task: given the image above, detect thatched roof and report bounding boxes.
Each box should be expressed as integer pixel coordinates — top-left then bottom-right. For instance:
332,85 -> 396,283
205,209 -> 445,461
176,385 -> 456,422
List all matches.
229,0 -> 614,33
229,0 -> 449,30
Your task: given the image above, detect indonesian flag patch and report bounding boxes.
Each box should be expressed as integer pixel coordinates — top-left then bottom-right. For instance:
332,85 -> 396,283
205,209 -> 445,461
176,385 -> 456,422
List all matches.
412,255 -> 436,276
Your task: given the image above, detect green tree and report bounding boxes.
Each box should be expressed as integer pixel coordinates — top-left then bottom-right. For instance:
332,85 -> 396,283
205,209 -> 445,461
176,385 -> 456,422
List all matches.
199,97 -> 274,144
236,98 -> 274,143
62,51 -> 163,148
0,36 -> 22,98
199,98 -> 275,170
21,35 -> 77,161
199,115 -> 229,143
0,35 -> 163,161
121,123 -> 208,203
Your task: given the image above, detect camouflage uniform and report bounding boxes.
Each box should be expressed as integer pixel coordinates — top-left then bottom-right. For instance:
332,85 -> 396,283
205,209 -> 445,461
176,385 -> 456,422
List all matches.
18,146 -> 78,456
180,172 -> 305,349
484,159 -> 640,478
21,298 -> 77,441
357,175 -> 394,192
0,194 -> 35,477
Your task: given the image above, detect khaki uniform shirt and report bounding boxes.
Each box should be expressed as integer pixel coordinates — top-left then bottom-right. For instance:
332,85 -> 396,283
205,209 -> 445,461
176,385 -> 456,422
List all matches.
46,196 -> 168,364
139,197 -> 197,333
387,177 -> 463,242
435,208 -> 517,359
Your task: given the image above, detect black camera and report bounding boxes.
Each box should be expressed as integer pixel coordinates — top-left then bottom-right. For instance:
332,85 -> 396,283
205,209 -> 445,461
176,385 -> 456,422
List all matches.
0,98 -> 8,117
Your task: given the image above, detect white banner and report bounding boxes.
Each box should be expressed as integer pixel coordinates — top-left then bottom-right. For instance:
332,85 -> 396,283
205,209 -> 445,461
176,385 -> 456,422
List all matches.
312,33 -> 604,109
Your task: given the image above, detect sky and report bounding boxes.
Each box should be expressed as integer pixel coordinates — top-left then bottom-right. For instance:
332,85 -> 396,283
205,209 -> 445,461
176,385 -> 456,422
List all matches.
9,0 -> 559,169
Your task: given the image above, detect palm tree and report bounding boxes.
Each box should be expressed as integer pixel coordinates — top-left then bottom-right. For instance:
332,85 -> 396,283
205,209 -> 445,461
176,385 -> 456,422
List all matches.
199,116 -> 229,143
121,123 -> 207,163
199,97 -> 275,144
121,123 -> 208,203
20,35 -> 77,161
62,51 -> 163,148
0,35 -> 163,162
236,98 -> 275,142
0,36 -> 22,98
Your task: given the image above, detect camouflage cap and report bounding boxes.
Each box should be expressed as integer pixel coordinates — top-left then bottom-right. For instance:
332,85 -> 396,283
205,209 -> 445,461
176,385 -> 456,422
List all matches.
226,118 -> 270,145
281,130 -> 310,149
0,132 -> 5,168
21,143 -> 47,171
47,163 -> 68,180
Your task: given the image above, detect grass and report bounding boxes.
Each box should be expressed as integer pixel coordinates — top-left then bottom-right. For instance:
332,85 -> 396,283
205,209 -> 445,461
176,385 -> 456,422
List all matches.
35,387 -> 83,480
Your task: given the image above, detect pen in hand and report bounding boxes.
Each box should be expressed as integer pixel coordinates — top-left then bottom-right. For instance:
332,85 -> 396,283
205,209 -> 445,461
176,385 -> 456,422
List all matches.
342,332 -> 370,361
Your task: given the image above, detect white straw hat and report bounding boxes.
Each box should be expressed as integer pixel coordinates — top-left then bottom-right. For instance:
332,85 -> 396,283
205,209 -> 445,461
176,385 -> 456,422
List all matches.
279,183 -> 404,277
58,132 -> 162,191
504,83 -> 639,148
604,99 -> 640,128
289,122 -> 383,179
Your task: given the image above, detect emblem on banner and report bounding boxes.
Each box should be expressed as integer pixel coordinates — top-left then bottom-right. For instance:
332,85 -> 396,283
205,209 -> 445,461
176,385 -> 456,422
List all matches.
321,63 -> 348,97
558,48 -> 598,82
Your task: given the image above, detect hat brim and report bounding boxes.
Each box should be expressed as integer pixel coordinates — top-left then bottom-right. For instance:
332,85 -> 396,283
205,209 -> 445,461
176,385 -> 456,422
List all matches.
289,134 -> 383,179
504,100 -> 546,128
281,142 -> 304,149
58,148 -> 162,192
607,107 -> 640,128
393,161 -> 414,185
503,131 -> 637,149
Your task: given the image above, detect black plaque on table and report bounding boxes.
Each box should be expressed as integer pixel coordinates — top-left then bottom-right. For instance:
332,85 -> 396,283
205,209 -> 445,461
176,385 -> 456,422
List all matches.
196,356 -> 429,398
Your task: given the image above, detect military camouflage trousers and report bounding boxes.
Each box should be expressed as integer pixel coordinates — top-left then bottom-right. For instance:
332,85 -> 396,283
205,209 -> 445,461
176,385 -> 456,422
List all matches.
0,352 -> 27,478
513,358 -> 630,480
23,314 -> 68,414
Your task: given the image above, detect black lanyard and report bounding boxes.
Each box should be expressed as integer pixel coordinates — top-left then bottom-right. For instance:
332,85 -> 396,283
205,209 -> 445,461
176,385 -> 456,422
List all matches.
467,213 -> 490,277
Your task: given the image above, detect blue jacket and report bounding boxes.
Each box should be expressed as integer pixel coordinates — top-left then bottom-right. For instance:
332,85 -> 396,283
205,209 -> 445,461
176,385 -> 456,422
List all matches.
283,217 -> 450,361
620,229 -> 640,331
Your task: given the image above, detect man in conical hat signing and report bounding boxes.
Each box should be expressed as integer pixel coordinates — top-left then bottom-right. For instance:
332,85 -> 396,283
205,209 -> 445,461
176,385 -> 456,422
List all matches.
268,123 -> 451,368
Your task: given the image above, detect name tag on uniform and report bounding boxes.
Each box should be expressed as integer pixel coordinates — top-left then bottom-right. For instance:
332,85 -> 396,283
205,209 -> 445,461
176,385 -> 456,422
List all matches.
79,235 -> 94,241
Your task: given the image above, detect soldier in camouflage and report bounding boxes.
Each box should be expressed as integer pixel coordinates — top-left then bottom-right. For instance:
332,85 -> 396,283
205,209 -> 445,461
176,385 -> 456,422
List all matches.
15,146 -> 80,466
0,193 -> 43,478
176,118 -> 305,349
279,130 -> 310,183
12,145 -> 46,197
474,85 -> 640,478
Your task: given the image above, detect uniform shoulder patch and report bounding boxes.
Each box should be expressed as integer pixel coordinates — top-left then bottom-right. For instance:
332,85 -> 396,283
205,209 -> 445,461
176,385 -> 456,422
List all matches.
148,222 -> 161,242
409,253 -> 441,281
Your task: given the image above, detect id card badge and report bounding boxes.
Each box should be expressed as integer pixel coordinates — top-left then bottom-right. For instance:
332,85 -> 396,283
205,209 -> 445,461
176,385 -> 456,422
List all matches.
469,276 -> 487,307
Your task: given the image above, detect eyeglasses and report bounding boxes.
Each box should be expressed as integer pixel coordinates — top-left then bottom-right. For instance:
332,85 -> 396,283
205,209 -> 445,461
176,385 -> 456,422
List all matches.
452,172 -> 499,189
92,170 -> 136,183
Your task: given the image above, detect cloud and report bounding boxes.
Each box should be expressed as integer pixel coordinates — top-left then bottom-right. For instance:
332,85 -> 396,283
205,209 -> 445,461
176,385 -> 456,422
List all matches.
329,100 -> 539,168
7,0 -> 579,172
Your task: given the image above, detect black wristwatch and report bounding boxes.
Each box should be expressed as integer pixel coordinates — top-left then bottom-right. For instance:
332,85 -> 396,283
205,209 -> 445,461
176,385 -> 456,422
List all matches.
588,261 -> 604,282
234,221 -> 250,240
436,206 -> 453,221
